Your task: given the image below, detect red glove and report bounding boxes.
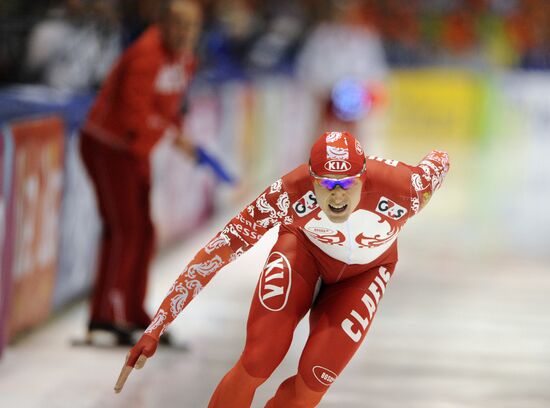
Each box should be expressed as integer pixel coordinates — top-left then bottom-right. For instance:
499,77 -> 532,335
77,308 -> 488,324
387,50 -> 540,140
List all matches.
127,333 -> 158,367
114,334 -> 158,393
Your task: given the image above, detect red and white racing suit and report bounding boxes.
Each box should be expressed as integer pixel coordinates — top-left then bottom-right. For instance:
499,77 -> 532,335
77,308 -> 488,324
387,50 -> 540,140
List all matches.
145,150 -> 450,407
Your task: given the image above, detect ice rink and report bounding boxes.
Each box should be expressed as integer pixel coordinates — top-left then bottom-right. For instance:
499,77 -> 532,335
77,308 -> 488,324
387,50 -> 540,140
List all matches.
4,2 -> 550,407
1,209 -> 549,408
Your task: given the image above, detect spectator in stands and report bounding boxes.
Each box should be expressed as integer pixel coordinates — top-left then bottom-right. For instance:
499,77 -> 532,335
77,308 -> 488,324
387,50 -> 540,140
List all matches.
119,0 -> 159,49
295,0 -> 388,138
382,0 -> 426,66
199,0 -> 264,80
245,0 -> 309,73
80,0 -> 202,345
24,0 -> 121,91
512,0 -> 550,70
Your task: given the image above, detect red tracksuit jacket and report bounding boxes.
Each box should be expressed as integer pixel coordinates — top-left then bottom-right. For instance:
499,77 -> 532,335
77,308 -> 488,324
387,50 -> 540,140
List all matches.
83,25 -> 195,159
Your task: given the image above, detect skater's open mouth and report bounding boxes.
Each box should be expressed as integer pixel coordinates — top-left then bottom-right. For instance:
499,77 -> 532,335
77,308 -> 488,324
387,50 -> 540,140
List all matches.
328,203 -> 347,213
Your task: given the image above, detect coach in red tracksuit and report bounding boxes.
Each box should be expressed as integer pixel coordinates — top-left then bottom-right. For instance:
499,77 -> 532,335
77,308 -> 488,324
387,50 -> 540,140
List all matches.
80,0 -> 202,343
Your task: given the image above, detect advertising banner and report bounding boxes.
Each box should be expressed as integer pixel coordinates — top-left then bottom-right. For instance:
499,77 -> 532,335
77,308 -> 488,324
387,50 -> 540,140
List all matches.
5,116 -> 65,340
494,73 -> 550,256
212,79 -> 315,193
53,130 -> 100,309
382,69 -> 487,252
387,69 -> 482,151
0,130 -> 12,356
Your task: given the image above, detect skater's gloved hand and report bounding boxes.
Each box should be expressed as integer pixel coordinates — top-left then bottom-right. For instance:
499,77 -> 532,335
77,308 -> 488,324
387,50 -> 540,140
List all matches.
114,334 -> 158,393
127,333 -> 158,366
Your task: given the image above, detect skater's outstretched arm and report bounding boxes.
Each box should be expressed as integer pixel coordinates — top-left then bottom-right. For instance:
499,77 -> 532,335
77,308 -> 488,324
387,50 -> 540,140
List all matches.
114,178 -> 293,392
407,150 -> 450,214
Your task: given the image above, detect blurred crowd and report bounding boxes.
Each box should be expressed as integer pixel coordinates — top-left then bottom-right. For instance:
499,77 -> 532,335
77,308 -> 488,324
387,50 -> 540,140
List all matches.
1,0 -> 550,90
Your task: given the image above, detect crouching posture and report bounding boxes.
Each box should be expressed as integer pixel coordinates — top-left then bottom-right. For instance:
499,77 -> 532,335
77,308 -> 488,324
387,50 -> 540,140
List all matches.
116,131 -> 450,407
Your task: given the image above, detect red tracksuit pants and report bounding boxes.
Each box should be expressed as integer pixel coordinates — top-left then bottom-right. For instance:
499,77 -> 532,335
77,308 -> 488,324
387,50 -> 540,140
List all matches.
80,133 -> 154,329
208,229 -> 396,407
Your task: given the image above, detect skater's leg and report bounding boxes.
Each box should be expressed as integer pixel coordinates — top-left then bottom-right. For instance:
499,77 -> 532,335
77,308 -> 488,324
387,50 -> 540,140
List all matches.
266,264 -> 396,408
208,231 -> 320,408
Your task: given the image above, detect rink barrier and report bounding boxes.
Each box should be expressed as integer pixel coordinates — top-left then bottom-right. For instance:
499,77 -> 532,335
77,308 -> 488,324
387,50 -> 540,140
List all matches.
385,69 -> 550,258
0,129 -> 12,357
0,86 -> 221,349
53,127 -> 100,310
2,69 -> 550,354
2,116 -> 65,341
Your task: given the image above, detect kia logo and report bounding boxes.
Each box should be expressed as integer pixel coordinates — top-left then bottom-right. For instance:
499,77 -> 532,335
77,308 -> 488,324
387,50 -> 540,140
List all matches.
259,252 -> 292,311
324,160 -> 351,172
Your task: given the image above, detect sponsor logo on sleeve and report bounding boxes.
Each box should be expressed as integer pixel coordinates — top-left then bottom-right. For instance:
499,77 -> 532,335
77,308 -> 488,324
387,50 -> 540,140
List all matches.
259,252 -> 292,311
293,191 -> 318,217
375,197 -> 407,220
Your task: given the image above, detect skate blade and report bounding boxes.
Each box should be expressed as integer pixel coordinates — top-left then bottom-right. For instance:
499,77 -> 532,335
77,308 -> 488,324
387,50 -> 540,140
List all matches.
70,331 -> 132,348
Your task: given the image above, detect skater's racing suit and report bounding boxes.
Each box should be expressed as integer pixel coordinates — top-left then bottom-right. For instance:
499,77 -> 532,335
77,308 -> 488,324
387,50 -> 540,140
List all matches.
142,150 -> 449,396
